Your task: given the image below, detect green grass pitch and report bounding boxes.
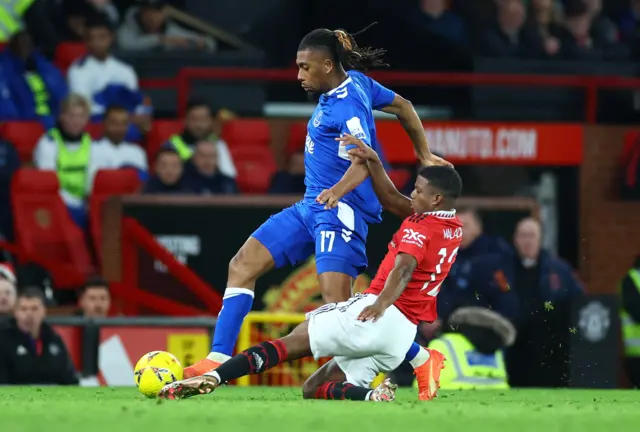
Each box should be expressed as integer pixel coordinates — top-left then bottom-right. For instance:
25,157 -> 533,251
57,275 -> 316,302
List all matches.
1,387 -> 638,431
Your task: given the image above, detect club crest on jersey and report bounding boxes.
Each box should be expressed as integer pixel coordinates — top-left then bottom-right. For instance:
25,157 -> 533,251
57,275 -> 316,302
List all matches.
313,111 -> 323,127
402,229 -> 426,247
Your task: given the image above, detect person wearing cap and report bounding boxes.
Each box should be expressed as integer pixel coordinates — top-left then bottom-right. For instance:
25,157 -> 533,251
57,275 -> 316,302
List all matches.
415,307 -> 516,390
117,0 -> 216,52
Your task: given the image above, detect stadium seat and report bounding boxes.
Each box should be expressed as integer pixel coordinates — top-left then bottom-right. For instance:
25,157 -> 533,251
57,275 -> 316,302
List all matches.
222,119 -> 271,149
287,121 -> 307,154
230,146 -> 277,193
0,121 -> 46,163
54,42 -> 87,73
146,119 -> 183,162
10,169 -> 94,288
90,169 -> 141,264
86,123 -> 104,139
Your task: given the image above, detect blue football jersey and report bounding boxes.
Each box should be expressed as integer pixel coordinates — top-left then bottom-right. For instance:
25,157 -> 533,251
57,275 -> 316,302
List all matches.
303,70 -> 395,224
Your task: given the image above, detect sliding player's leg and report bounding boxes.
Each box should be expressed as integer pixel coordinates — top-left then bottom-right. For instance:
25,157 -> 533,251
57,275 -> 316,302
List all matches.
184,203 -> 315,378
408,345 -> 446,401
302,358 -> 397,402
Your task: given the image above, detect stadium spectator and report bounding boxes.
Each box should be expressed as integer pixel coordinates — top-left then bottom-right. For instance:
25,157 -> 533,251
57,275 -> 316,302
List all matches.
0,287 -> 79,385
33,94 -> 115,228
0,31 -> 68,129
526,0 -> 564,57
583,0 -> 618,44
556,0 -> 608,60
77,277 -> 111,318
86,0 -> 121,27
163,100 -> 236,178
619,255 -> 640,387
411,0 -> 467,45
183,141 -> 238,195
94,106 -> 148,179
268,150 -> 305,195
438,208 -> 511,320
117,0 -> 216,52
503,217 -> 583,387
423,307 -> 516,390
0,277 -> 17,320
618,0 -> 640,43
478,0 -> 543,58
0,138 -> 20,240
57,0 -> 101,42
142,148 -> 189,194
68,16 -> 151,142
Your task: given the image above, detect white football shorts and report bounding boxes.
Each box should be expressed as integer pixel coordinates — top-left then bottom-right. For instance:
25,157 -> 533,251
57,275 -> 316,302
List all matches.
307,293 -> 417,387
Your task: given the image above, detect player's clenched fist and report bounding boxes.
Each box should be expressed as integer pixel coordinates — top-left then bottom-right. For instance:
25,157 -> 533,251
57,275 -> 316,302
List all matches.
357,302 -> 387,323
316,188 -> 339,209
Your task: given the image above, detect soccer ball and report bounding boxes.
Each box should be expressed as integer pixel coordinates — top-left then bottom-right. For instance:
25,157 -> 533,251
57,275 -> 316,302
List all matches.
133,351 -> 183,397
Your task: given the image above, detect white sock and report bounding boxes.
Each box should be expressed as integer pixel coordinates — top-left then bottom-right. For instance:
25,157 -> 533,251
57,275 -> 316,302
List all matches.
365,390 -> 373,401
409,348 -> 431,369
203,370 -> 222,384
207,352 -> 231,363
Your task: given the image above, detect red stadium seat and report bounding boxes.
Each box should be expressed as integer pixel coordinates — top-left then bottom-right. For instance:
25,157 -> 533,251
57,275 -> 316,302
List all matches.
230,145 -> 277,193
287,121 -> 307,154
222,119 -> 271,149
146,119 -> 183,162
86,123 -> 104,139
90,169 -> 141,264
54,42 -> 87,73
11,169 -> 94,288
0,121 -> 46,163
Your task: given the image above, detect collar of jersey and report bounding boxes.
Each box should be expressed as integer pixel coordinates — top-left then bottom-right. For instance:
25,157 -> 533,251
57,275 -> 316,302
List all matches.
424,209 -> 457,218
326,77 -> 353,96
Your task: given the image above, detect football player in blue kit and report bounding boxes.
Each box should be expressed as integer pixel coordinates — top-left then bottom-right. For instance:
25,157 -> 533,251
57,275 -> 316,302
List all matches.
185,26 -> 452,396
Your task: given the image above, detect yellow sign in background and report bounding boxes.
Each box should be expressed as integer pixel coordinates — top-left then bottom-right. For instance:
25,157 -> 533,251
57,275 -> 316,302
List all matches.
167,334 -> 210,368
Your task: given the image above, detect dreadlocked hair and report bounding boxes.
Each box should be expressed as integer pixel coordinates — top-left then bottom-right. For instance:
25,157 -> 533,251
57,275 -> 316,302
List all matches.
298,23 -> 388,72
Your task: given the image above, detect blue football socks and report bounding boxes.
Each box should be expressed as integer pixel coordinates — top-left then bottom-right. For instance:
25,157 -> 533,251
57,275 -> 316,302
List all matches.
211,288 -> 255,357
405,341 -> 421,362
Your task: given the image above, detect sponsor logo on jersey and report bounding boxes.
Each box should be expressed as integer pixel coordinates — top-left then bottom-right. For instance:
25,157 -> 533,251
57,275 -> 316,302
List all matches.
346,117 -> 367,141
305,135 -> 315,154
401,228 -> 426,247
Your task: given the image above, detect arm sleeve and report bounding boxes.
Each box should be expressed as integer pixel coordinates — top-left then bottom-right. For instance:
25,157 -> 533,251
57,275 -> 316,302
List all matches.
57,338 -> 80,385
396,221 -> 431,263
67,66 -> 94,105
117,25 -> 163,51
336,102 -> 373,158
368,77 -> 396,111
33,136 -> 56,170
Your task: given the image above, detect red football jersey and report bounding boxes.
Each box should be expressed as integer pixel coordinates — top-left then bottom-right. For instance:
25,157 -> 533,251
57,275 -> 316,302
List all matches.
365,210 -> 463,324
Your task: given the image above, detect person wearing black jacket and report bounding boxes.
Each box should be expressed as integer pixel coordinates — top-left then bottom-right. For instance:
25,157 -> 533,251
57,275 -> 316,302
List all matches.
0,287 -> 78,385
142,148 -> 190,194
183,141 -> 238,195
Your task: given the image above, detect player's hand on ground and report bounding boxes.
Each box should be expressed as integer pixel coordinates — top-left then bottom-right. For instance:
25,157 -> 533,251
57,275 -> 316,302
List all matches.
357,302 -> 386,323
337,134 -> 379,163
421,153 -> 454,168
316,188 -> 339,209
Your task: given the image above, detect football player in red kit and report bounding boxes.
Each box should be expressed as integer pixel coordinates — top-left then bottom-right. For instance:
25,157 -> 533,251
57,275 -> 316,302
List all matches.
159,134 -> 463,402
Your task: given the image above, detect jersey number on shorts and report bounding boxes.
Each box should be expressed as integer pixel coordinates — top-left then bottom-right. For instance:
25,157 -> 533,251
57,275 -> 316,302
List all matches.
320,230 -> 335,253
421,247 -> 459,297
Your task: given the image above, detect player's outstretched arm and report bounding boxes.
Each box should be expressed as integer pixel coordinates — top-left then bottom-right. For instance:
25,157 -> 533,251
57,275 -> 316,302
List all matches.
381,94 -> 452,168
338,134 -> 413,219
358,253 -> 418,322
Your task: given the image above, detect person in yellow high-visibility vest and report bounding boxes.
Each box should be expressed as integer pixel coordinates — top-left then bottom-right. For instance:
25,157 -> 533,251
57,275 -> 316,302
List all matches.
0,0 -> 34,43
414,306 -> 516,390
620,256 -> 640,388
